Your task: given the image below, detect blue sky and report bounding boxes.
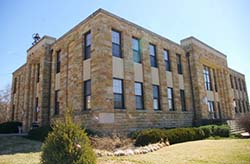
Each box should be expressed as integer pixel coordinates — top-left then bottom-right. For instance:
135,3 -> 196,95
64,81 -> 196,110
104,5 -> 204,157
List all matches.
0,0 -> 249,97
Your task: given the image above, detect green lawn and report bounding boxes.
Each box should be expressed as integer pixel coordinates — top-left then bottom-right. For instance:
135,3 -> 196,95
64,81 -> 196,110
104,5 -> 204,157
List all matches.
0,136 -> 250,164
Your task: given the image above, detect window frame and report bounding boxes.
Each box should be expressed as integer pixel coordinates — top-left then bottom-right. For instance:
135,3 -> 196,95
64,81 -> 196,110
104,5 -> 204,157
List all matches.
56,50 -> 61,73
83,80 -> 91,110
168,87 -> 174,111
134,82 -> 144,110
163,49 -> 171,71
230,75 -> 234,88
180,89 -> 186,111
13,77 -> 17,94
234,77 -> 238,89
84,31 -> 91,60
203,65 -> 213,91
153,85 -> 160,110
113,78 -> 124,109
238,78 -> 242,91
176,54 -> 183,74
36,63 -> 40,83
112,29 -> 122,58
132,37 -> 141,63
54,90 -> 60,115
149,44 -> 157,67
207,100 -> 216,119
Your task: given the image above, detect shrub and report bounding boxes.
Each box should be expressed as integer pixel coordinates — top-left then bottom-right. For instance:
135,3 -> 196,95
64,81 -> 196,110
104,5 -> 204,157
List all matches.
134,128 -> 205,146
165,128 -> 205,144
0,121 -> 22,133
237,114 -> 250,133
213,125 -> 230,137
27,125 -> 52,142
41,109 -> 96,164
199,125 -> 230,137
135,129 -> 168,146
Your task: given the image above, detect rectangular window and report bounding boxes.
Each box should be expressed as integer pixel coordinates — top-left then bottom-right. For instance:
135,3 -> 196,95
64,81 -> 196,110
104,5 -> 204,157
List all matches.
35,97 -> 38,121
163,49 -> 171,71
233,99 -> 237,113
168,87 -> 174,111
180,89 -> 186,111
242,101 -> 246,113
36,64 -> 40,83
176,54 -> 183,74
234,77 -> 238,89
230,75 -> 234,88
84,80 -> 91,110
54,90 -> 59,115
242,79 -> 246,91
208,101 -> 216,119
135,82 -> 144,109
203,65 -> 213,91
132,37 -> 141,63
113,78 -> 124,109
217,102 -> 222,119
153,85 -> 160,110
56,50 -> 61,73
84,31 -> 91,59
238,100 -> 242,113
238,78 -> 242,91
112,30 -> 122,58
149,44 -> 157,67
213,69 -> 217,92
247,101 -> 250,112
13,77 -> 17,94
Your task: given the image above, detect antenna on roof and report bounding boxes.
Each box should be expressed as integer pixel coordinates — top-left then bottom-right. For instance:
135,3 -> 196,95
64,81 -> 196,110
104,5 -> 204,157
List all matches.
32,33 -> 41,45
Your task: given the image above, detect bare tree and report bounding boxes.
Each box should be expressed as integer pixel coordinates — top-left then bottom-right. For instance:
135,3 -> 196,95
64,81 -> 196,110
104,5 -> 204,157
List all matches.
0,84 -> 11,123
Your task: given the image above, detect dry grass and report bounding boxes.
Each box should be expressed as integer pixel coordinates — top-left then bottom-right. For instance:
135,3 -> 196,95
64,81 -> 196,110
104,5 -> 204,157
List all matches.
99,139 -> 250,164
90,136 -> 133,151
0,136 -> 250,164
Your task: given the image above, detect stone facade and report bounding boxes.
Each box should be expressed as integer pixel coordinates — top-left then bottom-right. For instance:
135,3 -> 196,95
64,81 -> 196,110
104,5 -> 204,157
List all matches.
10,9 -> 249,134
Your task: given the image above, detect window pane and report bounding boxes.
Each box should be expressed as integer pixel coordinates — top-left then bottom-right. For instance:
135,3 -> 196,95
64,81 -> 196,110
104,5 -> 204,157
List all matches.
114,94 -> 123,108
136,96 -> 143,109
112,43 -> 121,57
86,95 -> 91,109
132,38 -> 139,51
150,56 -> 157,67
86,32 -> 91,46
168,100 -> 173,110
153,85 -> 159,98
84,80 -> 91,95
153,99 -> 159,110
168,88 -> 172,99
133,51 -> 141,63
163,50 -> 169,60
149,44 -> 155,56
112,30 -> 120,44
113,79 -> 122,93
135,83 -> 142,96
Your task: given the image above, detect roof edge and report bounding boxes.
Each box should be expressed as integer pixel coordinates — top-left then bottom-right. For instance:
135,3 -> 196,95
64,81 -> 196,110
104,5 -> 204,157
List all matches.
181,36 -> 227,58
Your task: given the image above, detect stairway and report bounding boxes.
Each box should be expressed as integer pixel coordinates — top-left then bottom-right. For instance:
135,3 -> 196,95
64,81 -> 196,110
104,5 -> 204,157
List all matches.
227,120 -> 248,135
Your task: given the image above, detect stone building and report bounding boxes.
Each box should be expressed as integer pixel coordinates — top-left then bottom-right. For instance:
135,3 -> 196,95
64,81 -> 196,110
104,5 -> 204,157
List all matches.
10,9 -> 249,133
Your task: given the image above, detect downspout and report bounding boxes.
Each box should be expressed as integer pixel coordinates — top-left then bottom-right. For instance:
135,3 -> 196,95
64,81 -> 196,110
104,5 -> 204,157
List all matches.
186,52 -> 197,126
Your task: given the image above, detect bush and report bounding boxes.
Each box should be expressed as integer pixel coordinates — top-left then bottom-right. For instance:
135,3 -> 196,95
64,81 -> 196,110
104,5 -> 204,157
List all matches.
0,121 -> 22,133
237,114 -> 250,133
135,129 -> 168,146
165,128 -> 205,144
134,128 -> 205,146
27,125 -> 52,142
41,109 -> 96,164
213,125 -> 230,137
199,125 -> 230,137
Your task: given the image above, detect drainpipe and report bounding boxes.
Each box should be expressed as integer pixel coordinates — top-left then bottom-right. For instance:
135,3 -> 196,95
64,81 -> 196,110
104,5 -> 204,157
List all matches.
186,52 -> 197,126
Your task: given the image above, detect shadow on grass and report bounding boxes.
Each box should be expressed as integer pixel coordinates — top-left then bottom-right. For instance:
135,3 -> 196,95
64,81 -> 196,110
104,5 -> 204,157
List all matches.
0,136 -> 42,155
